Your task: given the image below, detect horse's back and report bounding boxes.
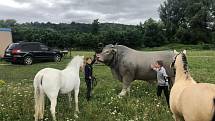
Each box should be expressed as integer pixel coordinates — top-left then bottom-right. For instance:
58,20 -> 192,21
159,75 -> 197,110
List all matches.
40,68 -> 61,83
37,68 -> 62,97
179,83 -> 215,121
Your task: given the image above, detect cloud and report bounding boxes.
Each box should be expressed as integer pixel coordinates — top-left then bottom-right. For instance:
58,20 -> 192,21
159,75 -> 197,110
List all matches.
0,0 -> 165,25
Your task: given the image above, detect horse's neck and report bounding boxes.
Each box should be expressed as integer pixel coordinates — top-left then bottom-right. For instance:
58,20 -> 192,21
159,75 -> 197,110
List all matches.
65,63 -> 80,74
175,67 -> 196,85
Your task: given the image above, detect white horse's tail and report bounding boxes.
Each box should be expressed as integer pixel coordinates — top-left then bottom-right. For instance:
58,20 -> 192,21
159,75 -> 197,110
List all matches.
34,72 -> 45,121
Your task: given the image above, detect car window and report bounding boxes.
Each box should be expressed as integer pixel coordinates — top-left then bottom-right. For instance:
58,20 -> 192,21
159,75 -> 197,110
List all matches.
21,45 -> 30,51
6,43 -> 19,50
21,44 -> 41,51
40,44 -> 49,51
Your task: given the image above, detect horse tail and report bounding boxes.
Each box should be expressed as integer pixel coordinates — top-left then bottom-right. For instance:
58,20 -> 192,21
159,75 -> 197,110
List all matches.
34,72 -> 45,121
212,98 -> 215,121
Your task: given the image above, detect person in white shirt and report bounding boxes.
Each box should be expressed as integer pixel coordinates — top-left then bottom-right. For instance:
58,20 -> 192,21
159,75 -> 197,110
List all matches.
151,60 -> 169,106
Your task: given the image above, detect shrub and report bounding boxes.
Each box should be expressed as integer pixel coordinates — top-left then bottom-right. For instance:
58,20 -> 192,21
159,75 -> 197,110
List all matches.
0,80 -> 6,87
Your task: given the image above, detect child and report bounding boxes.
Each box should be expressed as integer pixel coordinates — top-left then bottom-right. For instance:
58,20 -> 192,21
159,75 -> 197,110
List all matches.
84,56 -> 96,101
151,60 -> 169,106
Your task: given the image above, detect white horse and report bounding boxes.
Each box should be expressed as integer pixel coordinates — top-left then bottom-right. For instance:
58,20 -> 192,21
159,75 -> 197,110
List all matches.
170,50 -> 215,121
33,55 -> 84,121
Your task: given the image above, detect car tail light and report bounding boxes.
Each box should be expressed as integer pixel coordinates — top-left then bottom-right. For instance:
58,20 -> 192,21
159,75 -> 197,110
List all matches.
12,49 -> 21,54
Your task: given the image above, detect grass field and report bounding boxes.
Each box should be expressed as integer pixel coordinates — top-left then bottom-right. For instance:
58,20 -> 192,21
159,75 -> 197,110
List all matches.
0,50 -> 215,121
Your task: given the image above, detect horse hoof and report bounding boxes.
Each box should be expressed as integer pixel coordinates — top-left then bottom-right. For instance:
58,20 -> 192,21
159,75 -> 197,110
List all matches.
118,92 -> 126,97
117,95 -> 123,98
74,113 -> 79,118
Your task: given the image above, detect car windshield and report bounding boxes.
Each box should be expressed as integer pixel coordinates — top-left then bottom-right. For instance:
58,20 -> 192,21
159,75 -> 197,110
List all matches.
7,43 -> 19,50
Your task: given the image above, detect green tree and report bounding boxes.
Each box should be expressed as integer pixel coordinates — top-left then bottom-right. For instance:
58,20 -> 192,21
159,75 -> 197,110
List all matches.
159,0 -> 214,44
142,18 -> 166,47
92,19 -> 99,34
0,19 -> 16,27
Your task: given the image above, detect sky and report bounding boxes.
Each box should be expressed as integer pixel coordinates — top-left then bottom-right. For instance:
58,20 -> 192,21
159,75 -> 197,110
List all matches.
0,0 -> 165,25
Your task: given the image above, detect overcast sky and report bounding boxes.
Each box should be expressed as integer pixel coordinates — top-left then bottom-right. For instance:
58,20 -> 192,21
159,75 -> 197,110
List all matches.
0,0 -> 165,25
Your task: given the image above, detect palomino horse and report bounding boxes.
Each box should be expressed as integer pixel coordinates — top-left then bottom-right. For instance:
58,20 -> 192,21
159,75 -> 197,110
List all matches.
33,55 -> 84,121
170,50 -> 215,121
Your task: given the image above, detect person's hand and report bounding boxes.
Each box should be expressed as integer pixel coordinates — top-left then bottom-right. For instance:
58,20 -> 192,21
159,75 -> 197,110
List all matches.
89,76 -> 92,79
151,64 -> 154,69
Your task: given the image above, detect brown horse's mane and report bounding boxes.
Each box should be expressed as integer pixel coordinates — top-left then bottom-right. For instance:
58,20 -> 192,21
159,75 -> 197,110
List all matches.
181,53 -> 188,74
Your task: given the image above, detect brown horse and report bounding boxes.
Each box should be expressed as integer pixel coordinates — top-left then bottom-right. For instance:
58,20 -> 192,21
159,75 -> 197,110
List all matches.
170,50 -> 215,121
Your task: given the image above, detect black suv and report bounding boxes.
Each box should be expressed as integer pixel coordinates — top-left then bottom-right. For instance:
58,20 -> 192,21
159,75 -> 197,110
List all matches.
3,42 -> 63,65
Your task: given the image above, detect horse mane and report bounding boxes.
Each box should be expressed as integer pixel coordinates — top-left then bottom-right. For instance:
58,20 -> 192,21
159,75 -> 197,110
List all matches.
66,56 -> 82,69
181,53 -> 188,74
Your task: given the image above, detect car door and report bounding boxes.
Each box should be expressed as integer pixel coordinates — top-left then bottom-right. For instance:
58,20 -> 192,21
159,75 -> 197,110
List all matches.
22,43 -> 43,59
31,44 -> 44,59
39,44 -> 54,59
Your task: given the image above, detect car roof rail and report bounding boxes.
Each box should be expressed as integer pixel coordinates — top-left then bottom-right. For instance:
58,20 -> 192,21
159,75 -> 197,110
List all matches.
18,41 -> 24,43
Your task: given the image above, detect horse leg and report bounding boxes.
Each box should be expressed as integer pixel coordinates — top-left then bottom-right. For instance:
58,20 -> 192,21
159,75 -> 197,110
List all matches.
173,114 -> 184,121
74,89 -> 80,113
50,98 -> 57,121
119,76 -> 132,96
68,92 -> 72,108
73,89 -> 80,118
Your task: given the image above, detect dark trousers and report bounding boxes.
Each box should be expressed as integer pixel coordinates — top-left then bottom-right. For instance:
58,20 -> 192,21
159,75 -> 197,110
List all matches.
85,79 -> 92,101
157,86 -> 169,106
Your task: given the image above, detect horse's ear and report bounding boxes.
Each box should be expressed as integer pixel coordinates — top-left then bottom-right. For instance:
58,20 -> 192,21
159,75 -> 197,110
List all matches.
173,50 -> 179,54
182,50 -> 186,54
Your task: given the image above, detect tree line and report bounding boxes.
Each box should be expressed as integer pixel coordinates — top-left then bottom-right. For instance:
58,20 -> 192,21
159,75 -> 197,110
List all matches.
0,0 -> 214,50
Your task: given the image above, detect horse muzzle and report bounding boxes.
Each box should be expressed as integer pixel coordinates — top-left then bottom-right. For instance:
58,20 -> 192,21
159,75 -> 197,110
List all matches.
80,66 -> 84,72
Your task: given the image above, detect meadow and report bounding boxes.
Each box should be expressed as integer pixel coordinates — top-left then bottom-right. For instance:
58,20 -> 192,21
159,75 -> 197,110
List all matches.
0,50 -> 215,121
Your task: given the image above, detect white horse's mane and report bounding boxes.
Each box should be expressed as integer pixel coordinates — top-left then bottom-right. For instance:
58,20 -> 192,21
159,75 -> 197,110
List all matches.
66,55 -> 83,69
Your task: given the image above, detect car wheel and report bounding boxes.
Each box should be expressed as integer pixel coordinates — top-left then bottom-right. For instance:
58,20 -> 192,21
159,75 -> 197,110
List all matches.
23,56 -> 33,65
54,54 -> 61,62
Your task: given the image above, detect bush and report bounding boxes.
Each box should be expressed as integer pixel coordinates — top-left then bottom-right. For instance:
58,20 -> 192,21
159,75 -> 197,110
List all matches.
0,80 -> 6,88
141,43 -> 215,51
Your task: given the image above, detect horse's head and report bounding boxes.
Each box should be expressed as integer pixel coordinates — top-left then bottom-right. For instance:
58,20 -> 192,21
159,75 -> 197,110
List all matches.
79,56 -> 85,72
171,50 -> 188,73
67,55 -> 84,71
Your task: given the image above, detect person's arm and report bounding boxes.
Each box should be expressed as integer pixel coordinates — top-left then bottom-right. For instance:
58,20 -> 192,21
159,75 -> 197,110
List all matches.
151,64 -> 158,72
91,54 -> 96,65
161,68 -> 168,81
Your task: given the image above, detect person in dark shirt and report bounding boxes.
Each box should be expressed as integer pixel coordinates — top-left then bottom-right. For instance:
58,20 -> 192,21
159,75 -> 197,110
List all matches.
84,55 -> 96,101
